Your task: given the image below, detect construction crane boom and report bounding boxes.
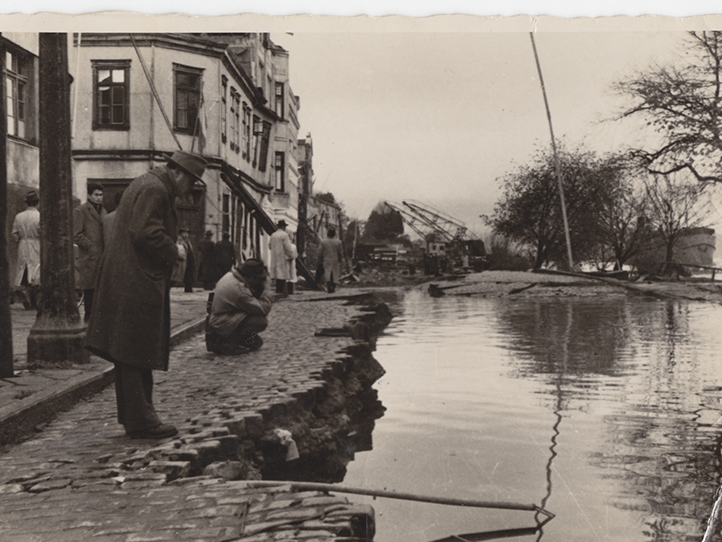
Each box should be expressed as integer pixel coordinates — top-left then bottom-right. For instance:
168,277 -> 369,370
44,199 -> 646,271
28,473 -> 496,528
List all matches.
402,200 -> 469,241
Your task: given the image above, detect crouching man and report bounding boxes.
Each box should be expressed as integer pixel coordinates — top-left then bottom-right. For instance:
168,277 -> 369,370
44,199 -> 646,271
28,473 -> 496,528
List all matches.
206,258 -> 273,355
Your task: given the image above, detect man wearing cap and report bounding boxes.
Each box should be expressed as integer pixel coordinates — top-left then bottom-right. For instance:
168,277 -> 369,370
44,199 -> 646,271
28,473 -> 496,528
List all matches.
85,150 -> 208,440
206,258 -> 273,355
11,190 -> 41,310
73,182 -> 107,321
269,219 -> 297,294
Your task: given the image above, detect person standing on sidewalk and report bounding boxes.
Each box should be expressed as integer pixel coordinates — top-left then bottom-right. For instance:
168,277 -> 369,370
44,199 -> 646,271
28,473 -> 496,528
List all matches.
269,220 -> 297,294
206,258 -> 273,355
102,190 -> 124,247
74,183 -> 107,322
179,227 -> 195,293
85,151 -> 208,440
320,227 -> 344,294
215,232 -> 236,280
197,230 -> 217,290
11,190 -> 41,310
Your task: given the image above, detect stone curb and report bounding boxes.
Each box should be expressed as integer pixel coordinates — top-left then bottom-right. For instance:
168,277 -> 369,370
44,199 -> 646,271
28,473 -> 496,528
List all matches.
0,317 -> 207,448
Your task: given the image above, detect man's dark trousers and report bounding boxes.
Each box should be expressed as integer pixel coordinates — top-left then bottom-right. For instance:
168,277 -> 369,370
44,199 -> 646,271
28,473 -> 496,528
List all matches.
114,362 -> 162,433
207,315 -> 268,354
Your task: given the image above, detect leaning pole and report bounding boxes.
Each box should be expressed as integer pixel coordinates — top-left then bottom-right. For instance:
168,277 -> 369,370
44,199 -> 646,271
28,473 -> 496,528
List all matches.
27,33 -> 87,364
529,32 -> 574,271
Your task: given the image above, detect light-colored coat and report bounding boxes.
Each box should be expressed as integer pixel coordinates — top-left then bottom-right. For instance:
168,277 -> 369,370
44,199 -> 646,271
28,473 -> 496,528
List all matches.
85,167 -> 179,370
269,229 -> 297,281
73,201 -> 107,290
320,237 -> 344,283
11,207 -> 40,287
209,269 -> 273,337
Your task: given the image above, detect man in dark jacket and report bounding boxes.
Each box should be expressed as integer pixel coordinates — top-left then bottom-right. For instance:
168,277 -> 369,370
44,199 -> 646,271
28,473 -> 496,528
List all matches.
85,151 -> 208,439
214,232 -> 236,280
74,182 -> 106,321
197,230 -> 217,290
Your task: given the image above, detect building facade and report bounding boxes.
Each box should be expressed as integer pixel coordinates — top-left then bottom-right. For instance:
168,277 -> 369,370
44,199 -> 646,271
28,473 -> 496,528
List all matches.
2,33 -> 41,283
69,32 -> 300,269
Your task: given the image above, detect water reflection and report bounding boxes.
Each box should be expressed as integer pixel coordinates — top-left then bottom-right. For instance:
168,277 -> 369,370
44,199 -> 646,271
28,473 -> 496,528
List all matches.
494,296 -> 722,541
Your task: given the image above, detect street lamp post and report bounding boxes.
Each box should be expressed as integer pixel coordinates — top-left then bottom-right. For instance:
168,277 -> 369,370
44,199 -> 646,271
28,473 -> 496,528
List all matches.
27,33 -> 87,364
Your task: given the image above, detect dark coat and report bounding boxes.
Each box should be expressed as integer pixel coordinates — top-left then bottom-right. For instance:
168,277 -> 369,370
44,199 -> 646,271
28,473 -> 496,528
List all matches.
73,201 -> 107,290
85,167 -> 179,370
215,239 -> 236,279
197,239 -> 216,283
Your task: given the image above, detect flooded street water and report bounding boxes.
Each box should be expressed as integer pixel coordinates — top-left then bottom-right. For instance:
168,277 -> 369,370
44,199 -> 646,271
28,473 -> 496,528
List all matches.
343,289 -> 722,542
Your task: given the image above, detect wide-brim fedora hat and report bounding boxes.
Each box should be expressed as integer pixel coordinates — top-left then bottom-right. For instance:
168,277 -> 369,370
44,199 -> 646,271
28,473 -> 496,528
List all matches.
277,220 -> 287,229
24,189 -> 39,203
168,151 -> 208,182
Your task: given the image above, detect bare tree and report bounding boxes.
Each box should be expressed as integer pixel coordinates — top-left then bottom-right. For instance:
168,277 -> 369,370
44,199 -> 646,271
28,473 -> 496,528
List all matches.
641,173 -> 713,274
616,31 -> 722,185
596,169 -> 651,270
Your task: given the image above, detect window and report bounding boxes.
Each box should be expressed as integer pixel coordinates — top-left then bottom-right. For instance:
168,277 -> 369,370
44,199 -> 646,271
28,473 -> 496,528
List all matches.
221,76 -> 227,144
242,103 -> 251,161
258,121 -> 271,172
173,64 -> 202,133
92,60 -> 130,130
274,152 -> 285,191
228,88 -> 236,150
252,116 -> 262,167
275,82 -> 284,118
5,47 -> 34,140
233,94 -> 241,153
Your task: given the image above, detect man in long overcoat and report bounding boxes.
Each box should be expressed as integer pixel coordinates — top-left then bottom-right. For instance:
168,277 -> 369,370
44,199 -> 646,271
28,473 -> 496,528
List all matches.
197,230 -> 217,290
215,232 -> 236,281
11,190 -> 40,309
74,182 -> 107,321
320,227 -> 344,294
85,151 -> 208,439
269,220 -> 297,294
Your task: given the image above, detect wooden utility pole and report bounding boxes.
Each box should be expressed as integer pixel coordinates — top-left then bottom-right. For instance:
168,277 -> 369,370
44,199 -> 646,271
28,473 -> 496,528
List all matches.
27,33 -> 87,364
530,32 -> 574,271
0,48 -> 12,377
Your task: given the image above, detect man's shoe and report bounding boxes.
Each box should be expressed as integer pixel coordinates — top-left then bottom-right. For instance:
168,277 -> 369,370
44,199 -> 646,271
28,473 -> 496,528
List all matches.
127,424 -> 178,440
245,335 -> 263,351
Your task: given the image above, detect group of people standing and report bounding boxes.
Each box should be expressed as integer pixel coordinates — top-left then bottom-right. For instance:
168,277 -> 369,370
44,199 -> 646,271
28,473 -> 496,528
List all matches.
193,230 -> 237,291
10,149 -> 345,442
268,219 -> 344,295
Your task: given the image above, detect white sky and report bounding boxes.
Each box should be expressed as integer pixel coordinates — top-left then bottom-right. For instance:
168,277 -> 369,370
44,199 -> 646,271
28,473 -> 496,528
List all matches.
270,31 -> 688,235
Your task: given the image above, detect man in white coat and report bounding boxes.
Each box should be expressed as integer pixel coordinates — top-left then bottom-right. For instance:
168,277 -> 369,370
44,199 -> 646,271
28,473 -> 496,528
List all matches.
269,220 -> 297,294
11,190 -> 41,309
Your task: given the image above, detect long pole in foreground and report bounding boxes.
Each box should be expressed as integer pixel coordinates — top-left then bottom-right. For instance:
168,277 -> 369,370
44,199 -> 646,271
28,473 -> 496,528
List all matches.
529,32 -> 574,271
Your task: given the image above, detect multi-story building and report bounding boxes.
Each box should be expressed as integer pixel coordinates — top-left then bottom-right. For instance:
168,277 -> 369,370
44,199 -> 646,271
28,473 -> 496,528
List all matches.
69,32 -> 300,267
2,33 -> 41,282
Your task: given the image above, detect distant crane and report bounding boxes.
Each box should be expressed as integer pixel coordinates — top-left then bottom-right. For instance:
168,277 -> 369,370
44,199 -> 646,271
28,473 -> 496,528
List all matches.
401,200 -> 469,242
384,200 -> 487,274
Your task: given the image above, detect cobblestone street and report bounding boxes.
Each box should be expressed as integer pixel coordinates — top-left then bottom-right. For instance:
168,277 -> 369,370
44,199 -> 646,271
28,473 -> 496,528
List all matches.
0,291 -> 394,541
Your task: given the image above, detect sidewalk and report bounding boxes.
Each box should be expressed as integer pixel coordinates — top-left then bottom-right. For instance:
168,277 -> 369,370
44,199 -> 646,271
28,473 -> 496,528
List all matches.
0,287 -> 211,447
